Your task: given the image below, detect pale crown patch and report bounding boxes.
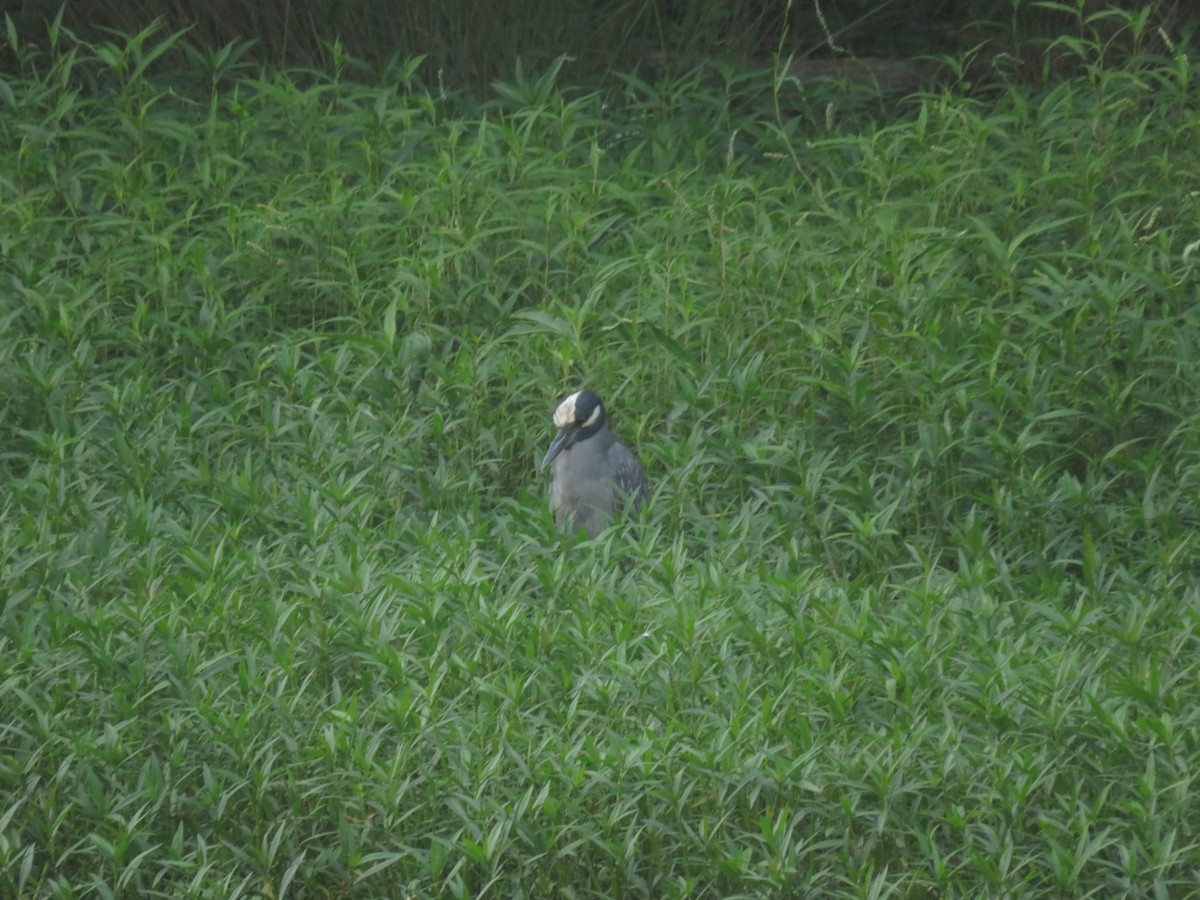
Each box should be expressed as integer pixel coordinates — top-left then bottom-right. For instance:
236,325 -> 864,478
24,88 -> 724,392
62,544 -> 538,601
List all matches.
553,391 -> 581,428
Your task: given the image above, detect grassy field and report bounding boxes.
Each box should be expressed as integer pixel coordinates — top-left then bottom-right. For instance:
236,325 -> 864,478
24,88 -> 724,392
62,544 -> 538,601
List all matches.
2,15 -> 1199,898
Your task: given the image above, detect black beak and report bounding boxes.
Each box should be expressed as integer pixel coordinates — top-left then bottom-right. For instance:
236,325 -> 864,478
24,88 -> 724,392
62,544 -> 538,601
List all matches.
540,428 -> 573,470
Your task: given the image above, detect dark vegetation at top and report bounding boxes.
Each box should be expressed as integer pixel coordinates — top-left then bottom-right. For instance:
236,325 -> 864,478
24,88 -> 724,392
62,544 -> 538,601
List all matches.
3,0 -> 1196,94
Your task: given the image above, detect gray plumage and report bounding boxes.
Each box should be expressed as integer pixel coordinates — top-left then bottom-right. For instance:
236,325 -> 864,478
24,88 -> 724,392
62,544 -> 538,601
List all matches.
540,389 -> 648,538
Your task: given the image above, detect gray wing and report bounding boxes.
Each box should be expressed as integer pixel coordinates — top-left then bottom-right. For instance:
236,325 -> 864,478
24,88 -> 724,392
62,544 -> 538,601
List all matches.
609,440 -> 649,516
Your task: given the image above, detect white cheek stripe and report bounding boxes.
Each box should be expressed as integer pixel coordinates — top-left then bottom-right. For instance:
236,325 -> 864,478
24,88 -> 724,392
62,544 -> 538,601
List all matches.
581,406 -> 601,428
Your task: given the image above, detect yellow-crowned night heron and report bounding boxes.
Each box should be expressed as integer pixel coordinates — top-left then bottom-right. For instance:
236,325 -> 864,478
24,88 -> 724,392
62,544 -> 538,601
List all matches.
540,389 -> 648,538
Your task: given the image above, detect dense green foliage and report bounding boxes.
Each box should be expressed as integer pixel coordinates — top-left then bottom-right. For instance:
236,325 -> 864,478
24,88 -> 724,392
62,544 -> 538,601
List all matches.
2,14 -> 1198,898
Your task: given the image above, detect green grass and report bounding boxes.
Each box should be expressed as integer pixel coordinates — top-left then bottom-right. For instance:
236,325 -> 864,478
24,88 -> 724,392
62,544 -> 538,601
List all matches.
2,14 -> 1199,898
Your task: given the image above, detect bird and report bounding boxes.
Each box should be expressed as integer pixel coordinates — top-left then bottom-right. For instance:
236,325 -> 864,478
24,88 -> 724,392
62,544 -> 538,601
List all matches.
539,389 -> 648,538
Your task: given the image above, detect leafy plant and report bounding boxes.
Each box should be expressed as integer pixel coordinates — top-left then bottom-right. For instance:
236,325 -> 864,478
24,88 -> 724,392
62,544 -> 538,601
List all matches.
1,13 -> 1198,897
